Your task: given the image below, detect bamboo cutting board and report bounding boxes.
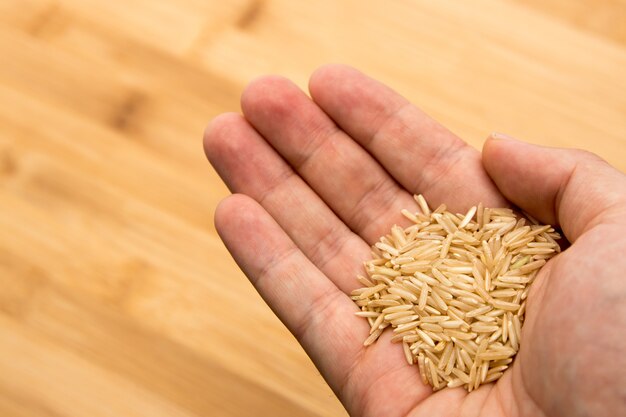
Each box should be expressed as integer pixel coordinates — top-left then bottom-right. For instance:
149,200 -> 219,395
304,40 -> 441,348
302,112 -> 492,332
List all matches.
1,1 -> 625,416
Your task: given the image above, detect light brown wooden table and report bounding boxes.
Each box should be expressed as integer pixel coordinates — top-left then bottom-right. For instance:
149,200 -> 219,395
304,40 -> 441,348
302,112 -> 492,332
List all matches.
1,1 -> 624,416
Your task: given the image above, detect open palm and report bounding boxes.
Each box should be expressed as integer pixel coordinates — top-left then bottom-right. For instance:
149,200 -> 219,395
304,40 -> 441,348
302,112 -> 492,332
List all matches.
204,65 -> 626,417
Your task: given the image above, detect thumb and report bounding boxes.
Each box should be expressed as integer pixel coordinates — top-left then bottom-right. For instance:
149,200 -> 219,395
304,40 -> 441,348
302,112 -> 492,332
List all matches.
482,133 -> 626,242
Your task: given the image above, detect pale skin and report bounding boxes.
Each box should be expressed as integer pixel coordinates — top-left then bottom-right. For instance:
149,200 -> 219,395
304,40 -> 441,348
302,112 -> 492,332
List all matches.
204,65 -> 626,417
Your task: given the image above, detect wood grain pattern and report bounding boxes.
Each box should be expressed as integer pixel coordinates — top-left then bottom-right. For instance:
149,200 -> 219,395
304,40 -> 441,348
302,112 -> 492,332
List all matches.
1,1 -> 624,416
516,0 -> 626,45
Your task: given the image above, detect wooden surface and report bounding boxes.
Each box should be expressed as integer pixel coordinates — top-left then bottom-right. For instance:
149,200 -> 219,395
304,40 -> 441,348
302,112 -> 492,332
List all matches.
1,1 -> 625,416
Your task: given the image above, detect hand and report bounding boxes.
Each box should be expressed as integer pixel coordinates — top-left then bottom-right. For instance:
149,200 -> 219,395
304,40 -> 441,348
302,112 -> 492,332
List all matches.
203,65 -> 626,417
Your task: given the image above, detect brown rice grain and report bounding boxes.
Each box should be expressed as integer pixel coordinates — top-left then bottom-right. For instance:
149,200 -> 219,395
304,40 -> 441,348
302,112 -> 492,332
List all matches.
352,196 -> 558,391
415,194 -> 431,216
403,342 -> 414,365
417,354 -> 428,384
421,323 -> 445,332
484,372 -> 503,383
363,327 -> 383,346
355,311 -> 381,318
427,357 -> 441,389
447,378 -> 465,388
480,361 -> 490,383
431,341 -> 446,353
417,329 -> 436,347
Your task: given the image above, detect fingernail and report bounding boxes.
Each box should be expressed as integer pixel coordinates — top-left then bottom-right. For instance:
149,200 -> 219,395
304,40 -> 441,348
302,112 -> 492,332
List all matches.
490,132 -> 518,141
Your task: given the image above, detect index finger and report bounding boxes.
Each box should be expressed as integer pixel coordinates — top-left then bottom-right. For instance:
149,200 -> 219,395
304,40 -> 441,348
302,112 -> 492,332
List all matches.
309,65 -> 507,211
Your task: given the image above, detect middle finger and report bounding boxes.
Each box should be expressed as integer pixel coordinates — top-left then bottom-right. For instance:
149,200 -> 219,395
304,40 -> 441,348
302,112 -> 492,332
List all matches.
241,76 -> 418,244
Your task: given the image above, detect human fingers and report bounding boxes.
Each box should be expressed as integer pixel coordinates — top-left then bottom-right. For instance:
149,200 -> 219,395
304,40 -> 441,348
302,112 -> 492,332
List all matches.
204,113 -> 370,293
241,76 -> 416,244
214,194 -> 366,397
309,64 -> 507,212
482,134 -> 626,241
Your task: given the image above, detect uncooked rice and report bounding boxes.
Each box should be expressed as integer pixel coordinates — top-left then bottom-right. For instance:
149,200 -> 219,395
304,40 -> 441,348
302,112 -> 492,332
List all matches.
352,195 -> 560,392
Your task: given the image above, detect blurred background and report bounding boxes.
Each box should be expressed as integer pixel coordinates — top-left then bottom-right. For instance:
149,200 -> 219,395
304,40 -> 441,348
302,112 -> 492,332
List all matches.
1,0 -> 625,416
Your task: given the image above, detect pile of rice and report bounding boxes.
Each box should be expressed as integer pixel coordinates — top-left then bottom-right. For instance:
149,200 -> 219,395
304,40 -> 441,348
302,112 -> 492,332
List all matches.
352,195 -> 560,392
